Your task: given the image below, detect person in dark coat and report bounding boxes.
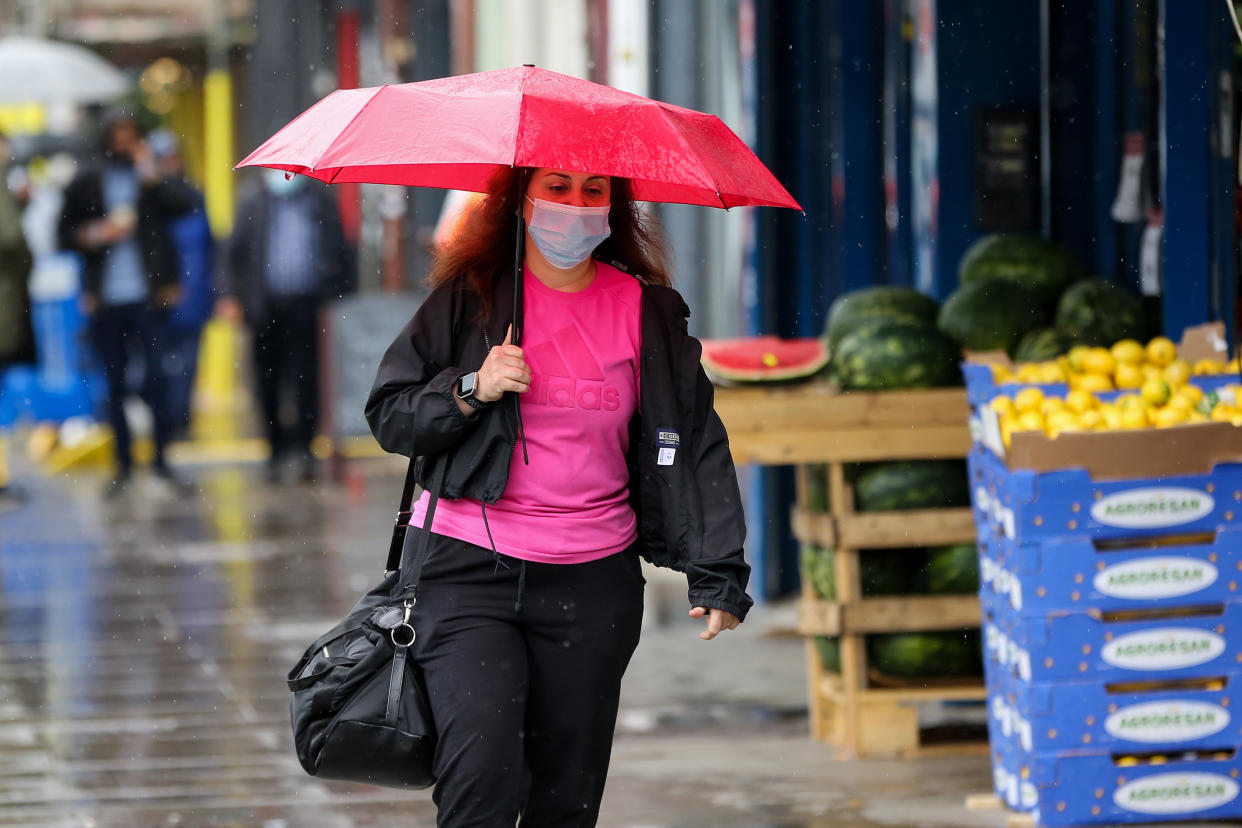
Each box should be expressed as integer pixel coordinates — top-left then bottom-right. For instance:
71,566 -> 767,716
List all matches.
218,170 -> 355,483
0,130 -> 35,508
58,112 -> 199,496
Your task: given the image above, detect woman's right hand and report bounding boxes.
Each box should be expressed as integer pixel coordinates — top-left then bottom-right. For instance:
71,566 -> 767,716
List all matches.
476,324 -> 531,402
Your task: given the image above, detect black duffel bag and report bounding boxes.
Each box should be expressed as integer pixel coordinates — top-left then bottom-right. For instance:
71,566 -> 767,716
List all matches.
286,455 -> 445,789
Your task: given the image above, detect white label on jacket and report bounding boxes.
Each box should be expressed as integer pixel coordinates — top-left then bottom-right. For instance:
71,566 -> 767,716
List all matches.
1101,628 -> 1226,671
1104,700 -> 1230,744
1114,772 -> 1238,815
1094,557 -> 1218,600
1091,487 -> 1214,529
657,448 -> 675,466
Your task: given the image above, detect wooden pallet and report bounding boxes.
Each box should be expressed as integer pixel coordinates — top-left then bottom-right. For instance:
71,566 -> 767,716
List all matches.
795,459 -> 984,757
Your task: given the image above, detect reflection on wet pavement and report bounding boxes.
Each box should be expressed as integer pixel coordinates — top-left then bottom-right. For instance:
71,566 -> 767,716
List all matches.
0,463 -> 1004,827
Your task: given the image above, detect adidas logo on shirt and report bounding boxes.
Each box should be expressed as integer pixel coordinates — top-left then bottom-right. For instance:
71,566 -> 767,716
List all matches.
526,323 -> 621,411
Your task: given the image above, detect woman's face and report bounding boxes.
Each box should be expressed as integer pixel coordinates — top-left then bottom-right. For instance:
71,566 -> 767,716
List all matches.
524,168 -> 611,219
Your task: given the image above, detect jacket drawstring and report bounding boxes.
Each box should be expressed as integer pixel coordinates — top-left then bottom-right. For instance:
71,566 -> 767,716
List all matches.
480,501 -> 526,612
514,560 -> 527,614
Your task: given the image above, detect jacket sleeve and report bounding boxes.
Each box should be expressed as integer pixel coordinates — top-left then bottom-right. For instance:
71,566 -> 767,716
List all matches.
685,357 -> 755,622
364,283 -> 482,459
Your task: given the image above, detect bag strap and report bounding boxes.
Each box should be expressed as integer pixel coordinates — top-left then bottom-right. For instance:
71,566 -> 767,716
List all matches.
383,452 -> 447,599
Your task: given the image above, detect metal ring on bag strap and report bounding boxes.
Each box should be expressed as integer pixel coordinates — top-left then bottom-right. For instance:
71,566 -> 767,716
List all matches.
390,623 -> 416,648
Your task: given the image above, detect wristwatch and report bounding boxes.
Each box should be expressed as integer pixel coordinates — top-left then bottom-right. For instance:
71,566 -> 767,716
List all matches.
456,371 -> 488,409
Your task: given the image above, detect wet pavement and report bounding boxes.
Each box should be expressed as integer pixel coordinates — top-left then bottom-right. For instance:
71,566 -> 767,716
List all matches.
0,458 -> 1027,827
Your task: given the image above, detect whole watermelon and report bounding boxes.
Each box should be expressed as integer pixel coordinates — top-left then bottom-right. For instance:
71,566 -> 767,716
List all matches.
1014,327 -> 1072,363
853,460 -> 970,512
867,631 -> 983,678
937,280 -> 1048,355
1055,278 -> 1148,345
832,321 -> 962,391
824,286 -> 940,351
862,548 -> 927,596
924,544 -> 980,594
958,233 -> 1086,308
815,636 -> 840,672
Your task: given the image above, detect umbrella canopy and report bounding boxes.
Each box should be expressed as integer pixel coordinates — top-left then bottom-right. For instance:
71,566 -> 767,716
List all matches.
0,37 -> 129,104
237,65 -> 799,211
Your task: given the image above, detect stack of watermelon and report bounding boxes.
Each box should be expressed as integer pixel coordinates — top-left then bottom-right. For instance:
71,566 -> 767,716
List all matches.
945,233 -> 1149,360
802,459 -> 982,679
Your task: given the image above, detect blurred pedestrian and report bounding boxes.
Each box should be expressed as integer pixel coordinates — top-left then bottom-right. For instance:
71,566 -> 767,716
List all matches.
0,130 -> 35,510
146,128 -> 213,435
218,170 -> 355,483
365,167 -> 753,825
58,112 -> 198,497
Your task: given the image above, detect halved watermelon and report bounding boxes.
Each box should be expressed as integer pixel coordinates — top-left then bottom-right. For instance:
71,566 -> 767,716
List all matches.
701,336 -> 830,384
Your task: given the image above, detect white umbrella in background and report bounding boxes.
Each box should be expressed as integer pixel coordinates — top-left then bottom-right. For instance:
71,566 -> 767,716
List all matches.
0,37 -> 128,104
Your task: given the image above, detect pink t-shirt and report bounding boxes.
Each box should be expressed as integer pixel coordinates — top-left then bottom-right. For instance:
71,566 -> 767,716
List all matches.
411,261 -> 641,563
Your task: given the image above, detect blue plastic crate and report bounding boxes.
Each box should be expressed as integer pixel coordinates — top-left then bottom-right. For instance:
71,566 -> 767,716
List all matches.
989,667 -> 1241,755
1011,746 -> 1242,826
984,601 -> 1242,683
968,444 -> 1242,544
987,528 -> 1242,614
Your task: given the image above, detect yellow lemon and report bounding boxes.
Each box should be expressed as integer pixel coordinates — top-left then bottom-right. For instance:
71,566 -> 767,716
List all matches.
1014,387 -> 1045,413
1140,379 -> 1171,407
1017,410 -> 1045,432
1166,394 -> 1193,414
1065,389 -> 1096,414
1001,419 -> 1016,448
1164,359 -> 1192,388
1147,336 -> 1177,367
989,363 -> 1013,383
1188,411 -> 1209,424
1066,345 -> 1092,373
1211,403 -> 1236,423
1037,362 -> 1066,384
1015,364 -> 1043,383
1111,339 -> 1146,366
1120,407 -> 1150,429
1079,409 -> 1104,430
1152,406 -> 1187,428
1114,362 -> 1144,389
1115,393 -> 1145,411
1228,358 -> 1240,372
1193,358 -> 1224,376
1041,396 -> 1066,416
1178,384 -> 1204,405
989,395 -> 1017,418
1082,347 -> 1116,376
1143,364 -> 1165,383
1100,405 -> 1123,430
1073,373 -> 1113,394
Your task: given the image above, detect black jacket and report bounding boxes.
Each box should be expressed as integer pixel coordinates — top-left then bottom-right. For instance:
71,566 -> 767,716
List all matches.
57,164 -> 198,302
225,183 -> 356,321
365,264 -> 754,621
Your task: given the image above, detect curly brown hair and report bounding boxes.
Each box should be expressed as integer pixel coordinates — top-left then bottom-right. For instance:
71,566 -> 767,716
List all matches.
428,166 -> 672,317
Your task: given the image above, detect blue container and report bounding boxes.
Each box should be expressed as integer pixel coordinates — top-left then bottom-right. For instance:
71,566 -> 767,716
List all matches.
969,444 -> 1242,544
989,666 -> 1240,755
994,744 -> 1242,826
985,600 -> 1242,683
985,528 -> 1242,614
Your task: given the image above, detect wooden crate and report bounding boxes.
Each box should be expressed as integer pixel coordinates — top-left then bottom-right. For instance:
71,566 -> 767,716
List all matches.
711,383 -> 984,755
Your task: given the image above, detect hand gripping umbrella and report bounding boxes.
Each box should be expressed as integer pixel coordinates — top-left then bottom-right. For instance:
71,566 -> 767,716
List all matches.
236,65 -> 800,342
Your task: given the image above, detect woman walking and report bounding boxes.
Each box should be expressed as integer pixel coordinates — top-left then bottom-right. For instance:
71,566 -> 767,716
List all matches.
365,165 -> 753,827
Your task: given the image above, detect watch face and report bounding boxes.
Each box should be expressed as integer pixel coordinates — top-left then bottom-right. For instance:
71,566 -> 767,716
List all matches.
459,373 -> 476,396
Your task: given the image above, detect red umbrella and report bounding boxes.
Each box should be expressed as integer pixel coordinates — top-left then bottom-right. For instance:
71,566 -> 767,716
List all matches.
236,65 -> 799,211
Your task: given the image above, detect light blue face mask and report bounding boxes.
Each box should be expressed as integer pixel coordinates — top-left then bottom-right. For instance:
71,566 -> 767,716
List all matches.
525,196 -> 611,270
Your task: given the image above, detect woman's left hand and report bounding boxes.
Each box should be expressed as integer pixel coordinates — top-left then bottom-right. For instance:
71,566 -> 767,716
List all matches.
689,607 -> 740,640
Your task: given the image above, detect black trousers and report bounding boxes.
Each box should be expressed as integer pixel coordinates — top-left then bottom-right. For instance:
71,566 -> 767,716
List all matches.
410,533 -> 645,828
89,302 -> 173,472
252,296 -> 319,458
